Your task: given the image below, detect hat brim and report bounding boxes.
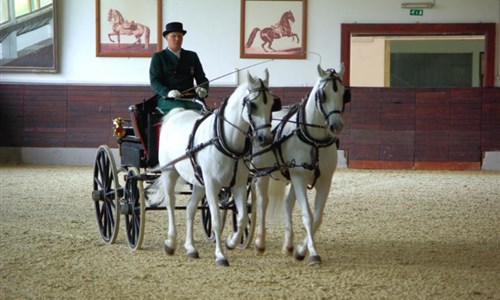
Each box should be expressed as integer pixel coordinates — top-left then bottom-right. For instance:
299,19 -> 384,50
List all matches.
163,30 -> 187,37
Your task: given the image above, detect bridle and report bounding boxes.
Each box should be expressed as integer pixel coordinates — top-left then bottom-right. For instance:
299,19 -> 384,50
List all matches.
242,79 -> 282,134
314,69 -> 351,124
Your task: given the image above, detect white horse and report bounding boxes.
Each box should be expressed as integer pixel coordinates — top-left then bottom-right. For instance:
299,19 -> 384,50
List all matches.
251,64 -> 350,266
107,8 -> 150,49
154,70 -> 280,267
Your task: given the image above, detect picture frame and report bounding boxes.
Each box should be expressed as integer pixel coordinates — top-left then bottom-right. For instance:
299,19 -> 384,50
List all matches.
240,0 -> 307,59
96,0 -> 162,57
0,1 -> 59,73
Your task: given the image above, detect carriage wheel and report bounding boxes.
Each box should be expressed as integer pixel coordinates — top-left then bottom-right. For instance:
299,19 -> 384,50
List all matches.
229,183 -> 256,249
200,197 -> 215,241
123,167 -> 145,250
92,145 -> 121,244
200,193 -> 228,242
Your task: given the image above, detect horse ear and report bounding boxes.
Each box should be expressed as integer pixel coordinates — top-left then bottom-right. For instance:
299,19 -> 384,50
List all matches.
338,62 -> 345,79
263,68 -> 269,86
317,64 -> 327,77
247,71 -> 256,85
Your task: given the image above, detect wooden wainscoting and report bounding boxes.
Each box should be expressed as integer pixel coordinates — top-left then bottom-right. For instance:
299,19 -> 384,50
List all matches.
1,83 -> 499,170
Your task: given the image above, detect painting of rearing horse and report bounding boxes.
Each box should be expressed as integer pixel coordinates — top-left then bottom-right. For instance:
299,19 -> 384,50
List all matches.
107,8 -> 150,50
245,10 -> 300,53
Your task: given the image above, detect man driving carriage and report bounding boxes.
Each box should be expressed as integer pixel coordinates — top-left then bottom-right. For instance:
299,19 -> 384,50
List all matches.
149,22 -> 209,114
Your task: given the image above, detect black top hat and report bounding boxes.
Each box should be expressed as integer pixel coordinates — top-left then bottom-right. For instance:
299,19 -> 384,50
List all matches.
163,22 -> 187,37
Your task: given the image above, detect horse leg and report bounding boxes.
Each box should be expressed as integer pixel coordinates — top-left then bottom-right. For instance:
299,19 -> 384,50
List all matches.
298,179 -> 331,266
108,32 -> 117,43
225,184 -> 249,250
184,185 -> 205,258
292,33 -> 300,43
134,33 -> 142,45
254,176 -> 269,254
205,183 -> 229,267
161,170 -> 179,255
290,176 -> 320,265
282,186 -> 296,256
267,40 -> 277,52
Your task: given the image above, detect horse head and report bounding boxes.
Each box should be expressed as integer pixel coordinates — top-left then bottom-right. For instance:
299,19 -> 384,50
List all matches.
314,63 -> 350,135
243,69 -> 279,146
283,10 -> 295,23
107,9 -> 114,22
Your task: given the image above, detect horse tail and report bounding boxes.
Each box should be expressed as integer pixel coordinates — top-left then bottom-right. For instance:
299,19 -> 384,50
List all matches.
144,25 -> 150,49
245,28 -> 261,48
265,179 -> 288,223
147,175 -> 165,207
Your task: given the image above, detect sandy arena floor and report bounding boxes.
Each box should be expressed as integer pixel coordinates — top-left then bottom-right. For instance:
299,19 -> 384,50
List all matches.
0,165 -> 499,299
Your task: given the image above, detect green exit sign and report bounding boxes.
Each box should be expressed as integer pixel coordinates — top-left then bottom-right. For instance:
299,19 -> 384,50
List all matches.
410,9 -> 424,16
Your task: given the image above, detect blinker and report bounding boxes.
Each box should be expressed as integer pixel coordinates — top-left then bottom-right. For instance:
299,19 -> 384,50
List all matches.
343,89 -> 351,103
272,97 -> 282,112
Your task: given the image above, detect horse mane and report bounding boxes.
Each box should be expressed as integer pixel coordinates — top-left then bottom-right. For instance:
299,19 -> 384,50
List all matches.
109,8 -> 124,24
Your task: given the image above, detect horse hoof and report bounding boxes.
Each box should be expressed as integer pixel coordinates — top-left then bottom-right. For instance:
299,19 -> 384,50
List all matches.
293,250 -> 305,261
282,246 -> 294,256
216,259 -> 230,267
163,243 -> 175,256
255,245 -> 266,255
187,251 -> 199,259
308,255 -> 322,266
225,240 -> 235,251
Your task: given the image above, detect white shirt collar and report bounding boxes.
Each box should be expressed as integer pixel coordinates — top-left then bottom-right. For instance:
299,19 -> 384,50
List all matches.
167,47 -> 181,59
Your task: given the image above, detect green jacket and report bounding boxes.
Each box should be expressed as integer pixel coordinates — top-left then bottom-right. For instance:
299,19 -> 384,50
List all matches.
149,48 -> 209,98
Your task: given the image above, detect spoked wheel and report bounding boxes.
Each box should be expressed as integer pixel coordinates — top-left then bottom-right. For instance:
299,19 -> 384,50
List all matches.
122,167 -> 145,250
200,197 -> 214,241
200,190 -> 229,242
228,183 -> 256,249
92,145 -> 121,244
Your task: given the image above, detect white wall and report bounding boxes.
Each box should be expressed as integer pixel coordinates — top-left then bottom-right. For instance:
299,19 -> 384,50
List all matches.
1,0 -> 499,87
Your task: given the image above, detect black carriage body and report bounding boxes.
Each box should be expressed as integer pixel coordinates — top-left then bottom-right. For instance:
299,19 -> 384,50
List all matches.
119,96 -> 162,169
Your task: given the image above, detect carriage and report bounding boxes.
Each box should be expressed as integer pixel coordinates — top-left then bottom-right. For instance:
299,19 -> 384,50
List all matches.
91,95 -> 256,251
91,65 -> 350,266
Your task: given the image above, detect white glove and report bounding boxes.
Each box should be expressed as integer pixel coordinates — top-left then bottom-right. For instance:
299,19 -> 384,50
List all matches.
195,87 -> 208,99
167,90 -> 182,98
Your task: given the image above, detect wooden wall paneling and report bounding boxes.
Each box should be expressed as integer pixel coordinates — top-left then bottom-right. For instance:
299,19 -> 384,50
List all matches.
481,88 -> 500,151
379,88 -> 415,161
449,88 -> 482,162
415,90 -> 450,163
23,85 -> 67,147
348,88 -> 381,163
0,84 -> 24,146
66,86 -> 111,148
338,101 -> 350,150
283,87 -> 310,105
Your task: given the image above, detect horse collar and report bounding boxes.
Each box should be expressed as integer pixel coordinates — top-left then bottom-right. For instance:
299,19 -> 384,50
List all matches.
214,98 -> 252,159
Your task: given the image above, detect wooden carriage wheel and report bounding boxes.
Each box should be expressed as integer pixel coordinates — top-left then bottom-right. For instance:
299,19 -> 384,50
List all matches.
92,145 -> 121,244
123,167 -> 146,250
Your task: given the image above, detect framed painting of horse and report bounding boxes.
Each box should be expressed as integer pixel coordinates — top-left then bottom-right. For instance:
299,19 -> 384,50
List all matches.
240,0 -> 307,59
96,0 -> 162,57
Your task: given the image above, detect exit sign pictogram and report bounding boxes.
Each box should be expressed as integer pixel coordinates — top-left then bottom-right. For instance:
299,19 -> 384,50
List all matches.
410,9 -> 424,16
